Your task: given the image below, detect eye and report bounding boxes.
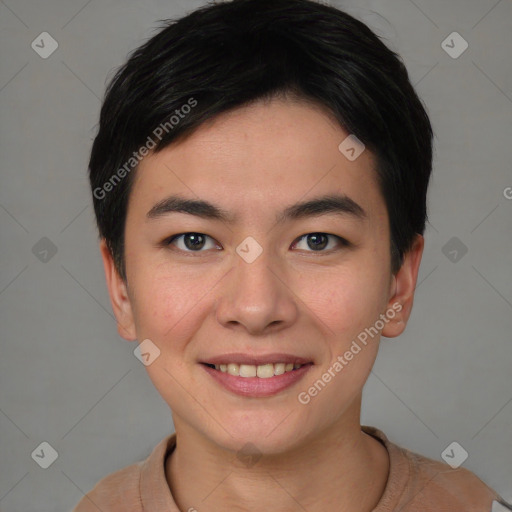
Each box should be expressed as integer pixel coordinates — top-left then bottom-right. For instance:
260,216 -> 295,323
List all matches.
292,233 -> 349,252
164,232 -> 220,252
163,232 -> 350,254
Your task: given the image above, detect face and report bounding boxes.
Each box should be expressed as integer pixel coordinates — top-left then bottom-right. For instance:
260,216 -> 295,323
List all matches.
101,97 -> 423,454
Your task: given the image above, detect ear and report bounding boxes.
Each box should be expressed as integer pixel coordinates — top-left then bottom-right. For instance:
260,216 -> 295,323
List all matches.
99,239 -> 137,341
381,234 -> 424,338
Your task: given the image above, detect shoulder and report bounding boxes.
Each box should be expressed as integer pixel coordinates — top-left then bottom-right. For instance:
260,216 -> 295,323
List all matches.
71,433 -> 177,512
362,426 -> 505,512
399,444 -> 502,511
72,461 -> 144,512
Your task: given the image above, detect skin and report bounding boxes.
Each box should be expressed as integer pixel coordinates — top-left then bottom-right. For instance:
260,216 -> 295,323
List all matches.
100,96 -> 424,512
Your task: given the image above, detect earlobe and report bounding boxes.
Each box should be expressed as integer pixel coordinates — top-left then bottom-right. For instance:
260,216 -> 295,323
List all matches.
99,239 -> 137,341
381,234 -> 424,339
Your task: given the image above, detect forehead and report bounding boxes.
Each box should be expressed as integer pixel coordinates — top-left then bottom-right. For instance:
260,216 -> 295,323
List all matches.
129,98 -> 386,225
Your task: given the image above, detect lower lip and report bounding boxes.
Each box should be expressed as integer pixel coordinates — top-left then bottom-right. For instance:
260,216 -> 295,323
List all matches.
201,363 -> 313,397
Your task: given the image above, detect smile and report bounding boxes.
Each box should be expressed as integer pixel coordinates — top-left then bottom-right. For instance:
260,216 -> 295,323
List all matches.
204,362 -> 305,378
201,361 -> 314,397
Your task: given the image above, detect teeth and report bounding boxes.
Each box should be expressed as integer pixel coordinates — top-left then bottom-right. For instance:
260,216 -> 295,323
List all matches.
239,364 -> 257,377
213,362 -> 306,378
256,364 -> 274,378
227,363 -> 239,376
274,363 -> 285,375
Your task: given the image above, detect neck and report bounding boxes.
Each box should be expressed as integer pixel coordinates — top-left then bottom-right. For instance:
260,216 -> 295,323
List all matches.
166,400 -> 389,512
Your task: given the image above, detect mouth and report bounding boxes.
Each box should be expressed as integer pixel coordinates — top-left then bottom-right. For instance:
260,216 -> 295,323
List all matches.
199,356 -> 314,397
201,361 -> 311,378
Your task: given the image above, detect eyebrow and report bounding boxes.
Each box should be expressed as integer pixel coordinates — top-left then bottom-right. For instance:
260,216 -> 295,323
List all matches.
146,193 -> 367,224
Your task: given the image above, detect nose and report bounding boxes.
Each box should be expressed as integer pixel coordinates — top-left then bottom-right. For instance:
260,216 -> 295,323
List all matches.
215,248 -> 299,336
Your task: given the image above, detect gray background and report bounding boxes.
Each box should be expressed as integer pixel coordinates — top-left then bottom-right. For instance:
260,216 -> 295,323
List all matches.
0,0 -> 511,510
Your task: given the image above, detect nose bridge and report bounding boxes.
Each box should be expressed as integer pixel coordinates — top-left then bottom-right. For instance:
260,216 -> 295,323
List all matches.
235,246 -> 277,301
215,242 -> 297,333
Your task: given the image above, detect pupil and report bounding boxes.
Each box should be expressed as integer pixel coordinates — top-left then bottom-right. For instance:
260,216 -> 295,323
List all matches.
185,233 -> 204,250
308,233 -> 327,251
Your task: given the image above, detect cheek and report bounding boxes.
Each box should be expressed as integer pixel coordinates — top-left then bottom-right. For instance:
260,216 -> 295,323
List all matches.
298,268 -> 386,411
129,270 -> 183,339
129,261 -> 224,351
130,269 -> 203,407
302,262 -> 387,340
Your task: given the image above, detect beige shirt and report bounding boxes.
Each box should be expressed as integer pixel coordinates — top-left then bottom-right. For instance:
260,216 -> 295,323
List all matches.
73,425 -> 508,511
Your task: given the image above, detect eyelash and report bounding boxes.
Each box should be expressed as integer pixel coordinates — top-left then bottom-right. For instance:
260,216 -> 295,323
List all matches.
162,232 -> 350,255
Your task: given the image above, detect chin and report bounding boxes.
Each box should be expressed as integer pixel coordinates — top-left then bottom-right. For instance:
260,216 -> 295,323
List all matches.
210,414 -> 309,455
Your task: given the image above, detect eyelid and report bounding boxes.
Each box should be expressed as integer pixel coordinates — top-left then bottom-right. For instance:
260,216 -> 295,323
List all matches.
292,233 -> 350,252
163,232 -> 350,253
164,233 -> 221,252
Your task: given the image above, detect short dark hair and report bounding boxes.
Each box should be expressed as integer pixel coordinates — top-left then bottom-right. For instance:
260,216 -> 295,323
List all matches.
89,0 -> 434,282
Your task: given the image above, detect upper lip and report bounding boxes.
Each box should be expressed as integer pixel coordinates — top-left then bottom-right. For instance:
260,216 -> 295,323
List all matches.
201,353 -> 313,366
